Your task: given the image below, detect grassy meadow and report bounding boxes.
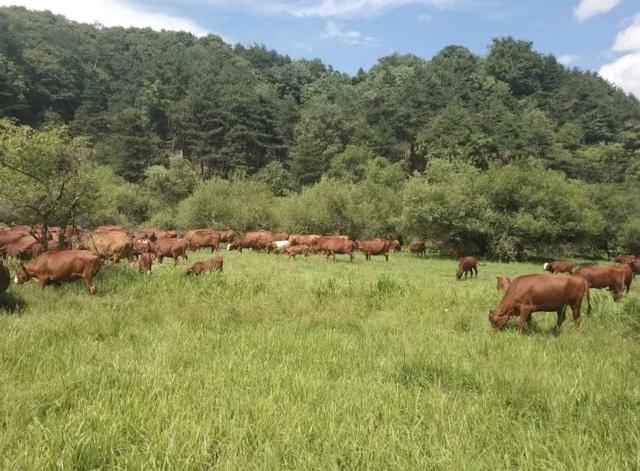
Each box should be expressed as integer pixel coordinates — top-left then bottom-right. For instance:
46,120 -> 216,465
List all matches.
0,250 -> 639,469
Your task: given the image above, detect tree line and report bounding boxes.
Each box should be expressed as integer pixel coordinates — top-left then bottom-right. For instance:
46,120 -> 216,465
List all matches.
0,6 -> 639,258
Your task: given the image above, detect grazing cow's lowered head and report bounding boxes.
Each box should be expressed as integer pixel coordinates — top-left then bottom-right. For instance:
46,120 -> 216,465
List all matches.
14,265 -> 30,284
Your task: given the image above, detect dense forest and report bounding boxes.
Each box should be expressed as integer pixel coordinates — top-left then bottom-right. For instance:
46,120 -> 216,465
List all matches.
1,6 -> 639,259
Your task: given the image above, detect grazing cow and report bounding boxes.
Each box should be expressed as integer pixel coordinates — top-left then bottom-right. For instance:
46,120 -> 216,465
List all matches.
285,245 -> 310,259
138,252 -> 153,274
0,229 -> 32,257
456,256 -> 478,280
356,238 -> 391,261
4,234 -> 39,259
409,242 -> 426,257
185,256 -> 223,276
389,239 -> 401,253
73,230 -> 133,263
288,234 -> 321,246
614,255 -> 635,265
154,239 -> 188,265
312,236 -> 356,263
0,260 -> 9,294
574,264 -> 627,301
543,261 -> 575,274
496,276 -> 511,292
184,230 -> 220,252
490,274 -> 590,333
14,250 -> 100,294
142,227 -> 177,241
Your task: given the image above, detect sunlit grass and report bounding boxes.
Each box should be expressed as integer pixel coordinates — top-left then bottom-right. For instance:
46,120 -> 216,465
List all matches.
0,251 -> 638,469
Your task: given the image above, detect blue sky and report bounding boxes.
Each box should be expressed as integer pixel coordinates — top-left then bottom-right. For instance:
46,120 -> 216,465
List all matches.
2,0 -> 639,96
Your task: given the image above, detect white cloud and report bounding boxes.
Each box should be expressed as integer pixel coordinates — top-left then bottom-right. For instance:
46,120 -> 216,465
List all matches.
598,14 -> 640,97
612,14 -> 640,51
252,0 -> 466,19
574,0 -> 622,21
0,0 -> 210,36
599,52 -> 640,97
322,20 -> 376,45
557,54 -> 581,66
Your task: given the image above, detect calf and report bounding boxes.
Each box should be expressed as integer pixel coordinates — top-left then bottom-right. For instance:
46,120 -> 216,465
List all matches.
138,252 -> 153,274
409,242 -> 426,257
490,274 -> 590,333
14,250 -> 100,294
154,239 -> 188,265
543,261 -> 575,274
574,264 -> 626,301
185,256 -> 223,276
285,245 -> 310,259
456,256 -> 478,280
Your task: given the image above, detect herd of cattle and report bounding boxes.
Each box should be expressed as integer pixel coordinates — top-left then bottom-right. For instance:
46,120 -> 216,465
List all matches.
0,224 -> 638,334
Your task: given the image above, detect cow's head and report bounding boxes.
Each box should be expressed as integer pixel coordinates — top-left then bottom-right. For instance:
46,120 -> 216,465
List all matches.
489,308 -> 510,330
14,265 -> 30,284
456,268 -> 463,280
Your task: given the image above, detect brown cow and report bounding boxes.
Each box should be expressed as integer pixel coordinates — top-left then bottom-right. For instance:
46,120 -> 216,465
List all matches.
0,260 -> 9,294
456,256 -> 478,280
616,262 -> 634,293
543,261 -> 575,274
496,276 -> 511,292
154,239 -> 188,265
614,255 -> 635,265
389,239 -> 401,253
616,256 -> 640,276
142,227 -> 177,240
285,245 -> 310,259
490,274 -> 590,333
14,250 -> 101,294
132,238 -> 155,259
228,231 -> 286,253
409,242 -> 426,257
574,264 -> 626,301
185,256 -> 223,276
4,234 -> 39,259
138,252 -> 153,274
184,229 -> 220,252
312,236 -> 355,263
288,234 -> 321,246
74,230 -> 133,263
356,238 -> 391,261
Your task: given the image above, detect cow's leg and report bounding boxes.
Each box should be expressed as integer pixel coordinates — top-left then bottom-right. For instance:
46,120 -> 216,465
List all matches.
158,255 -> 163,264
473,266 -> 478,278
517,308 -> 531,333
554,307 -> 567,335
384,253 -> 389,262
570,301 -> 582,329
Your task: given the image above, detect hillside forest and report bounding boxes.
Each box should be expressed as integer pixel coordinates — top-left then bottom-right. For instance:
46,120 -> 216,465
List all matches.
1,6 -> 639,259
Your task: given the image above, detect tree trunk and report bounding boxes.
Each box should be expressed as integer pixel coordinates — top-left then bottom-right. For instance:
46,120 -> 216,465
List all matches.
40,219 -> 48,251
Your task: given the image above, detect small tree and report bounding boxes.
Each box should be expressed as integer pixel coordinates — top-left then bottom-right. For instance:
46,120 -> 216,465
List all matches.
0,120 -> 92,249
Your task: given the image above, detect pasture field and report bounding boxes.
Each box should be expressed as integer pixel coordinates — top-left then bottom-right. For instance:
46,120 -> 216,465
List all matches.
0,251 -> 639,469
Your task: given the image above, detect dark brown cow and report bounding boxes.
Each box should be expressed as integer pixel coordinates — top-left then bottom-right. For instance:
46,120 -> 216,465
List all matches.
543,261 -> 575,274
184,229 -> 220,252
456,256 -> 478,280
154,239 -> 188,265
356,238 -> 391,261
409,242 -> 426,257
185,256 -> 223,276
14,250 -> 100,294
285,245 -> 310,259
574,264 -> 626,301
312,236 -> 355,263
138,252 -> 153,274
490,274 -> 590,333
496,276 -> 511,293
0,260 -> 9,294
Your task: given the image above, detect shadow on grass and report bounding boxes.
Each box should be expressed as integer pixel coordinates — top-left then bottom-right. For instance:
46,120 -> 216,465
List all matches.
0,291 -> 26,314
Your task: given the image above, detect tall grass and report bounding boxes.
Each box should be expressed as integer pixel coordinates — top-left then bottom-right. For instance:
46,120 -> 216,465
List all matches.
0,252 -> 638,469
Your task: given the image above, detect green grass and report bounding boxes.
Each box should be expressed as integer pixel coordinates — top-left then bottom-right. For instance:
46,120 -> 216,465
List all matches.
0,251 -> 639,469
